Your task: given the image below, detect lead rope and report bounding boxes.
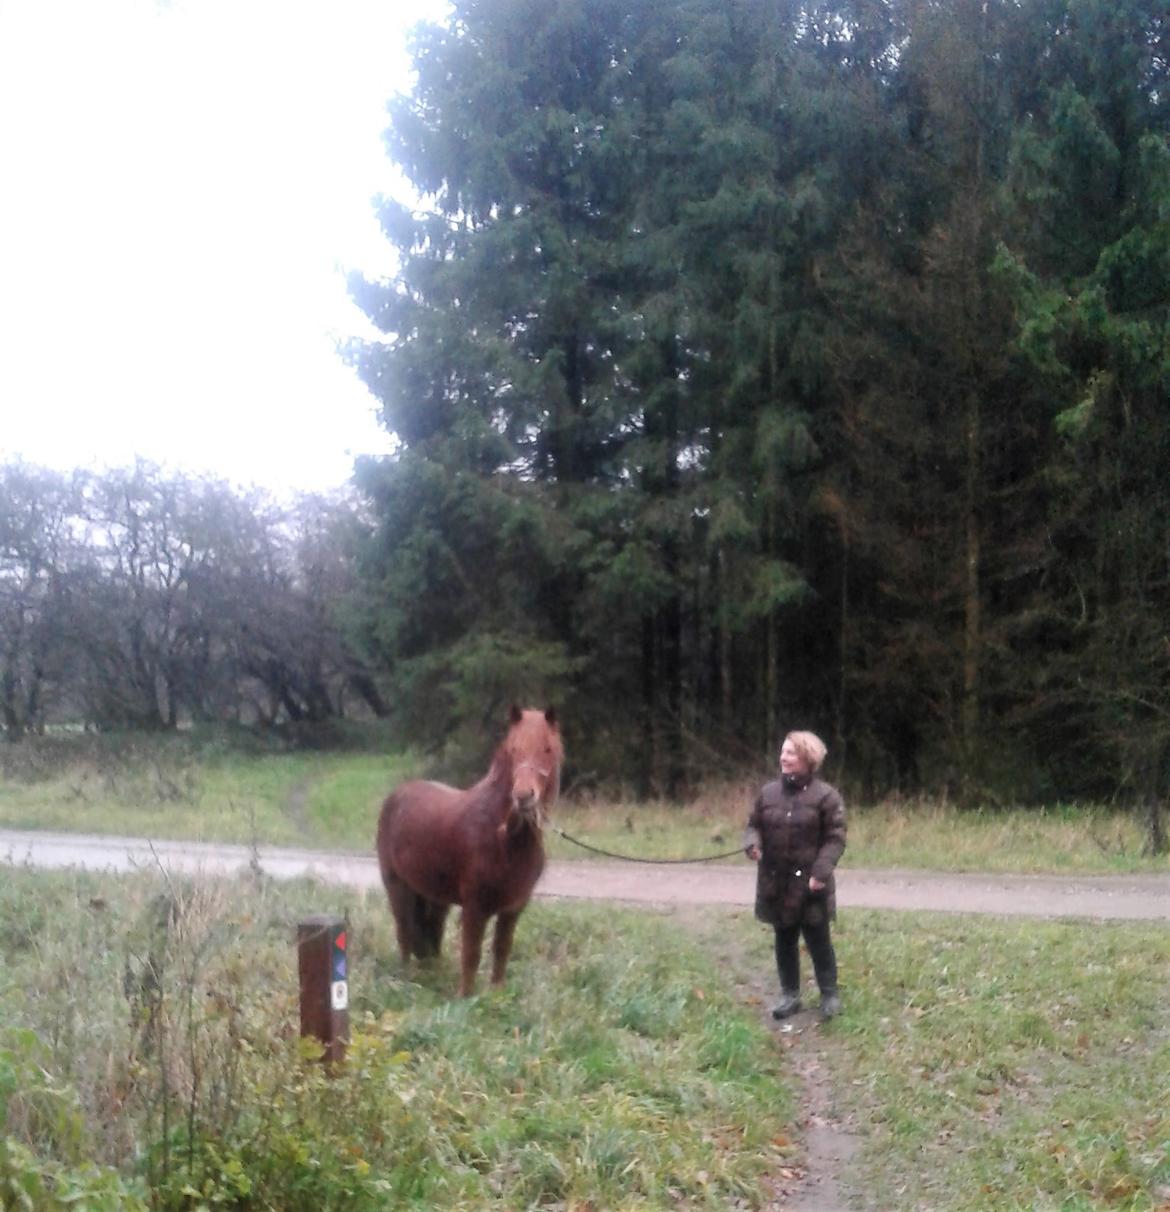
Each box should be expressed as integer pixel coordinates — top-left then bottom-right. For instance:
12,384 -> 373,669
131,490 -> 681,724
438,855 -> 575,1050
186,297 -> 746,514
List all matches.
548,822 -> 745,864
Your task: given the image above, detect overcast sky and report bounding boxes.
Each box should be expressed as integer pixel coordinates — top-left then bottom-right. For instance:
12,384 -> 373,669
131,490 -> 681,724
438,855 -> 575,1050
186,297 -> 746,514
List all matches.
0,0 -> 448,496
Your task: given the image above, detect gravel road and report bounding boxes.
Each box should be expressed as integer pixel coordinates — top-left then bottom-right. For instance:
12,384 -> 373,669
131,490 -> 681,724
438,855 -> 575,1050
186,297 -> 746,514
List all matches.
2,828 -> 1167,921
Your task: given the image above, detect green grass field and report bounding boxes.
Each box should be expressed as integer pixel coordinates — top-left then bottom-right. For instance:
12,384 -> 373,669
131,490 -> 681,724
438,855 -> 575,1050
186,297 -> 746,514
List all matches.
1,866 -> 1166,1210
0,868 -> 792,1210
0,739 -> 415,850
703,909 -> 1170,1211
551,790 -> 1167,873
0,735 -> 1165,875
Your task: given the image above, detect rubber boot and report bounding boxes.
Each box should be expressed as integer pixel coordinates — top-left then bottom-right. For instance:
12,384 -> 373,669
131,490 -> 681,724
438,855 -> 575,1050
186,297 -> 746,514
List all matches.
771,990 -> 802,1020
819,991 -> 842,1020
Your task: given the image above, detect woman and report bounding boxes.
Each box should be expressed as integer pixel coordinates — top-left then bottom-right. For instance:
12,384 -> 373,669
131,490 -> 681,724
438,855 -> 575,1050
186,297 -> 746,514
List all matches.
744,730 -> 846,1020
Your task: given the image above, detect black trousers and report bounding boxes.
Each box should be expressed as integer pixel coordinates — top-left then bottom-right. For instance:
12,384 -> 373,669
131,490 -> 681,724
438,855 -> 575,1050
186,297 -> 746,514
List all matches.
773,918 -> 837,996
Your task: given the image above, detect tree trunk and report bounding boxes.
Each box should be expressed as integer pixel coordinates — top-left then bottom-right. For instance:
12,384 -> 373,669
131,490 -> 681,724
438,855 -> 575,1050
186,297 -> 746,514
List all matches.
1144,795 -> 1168,857
1,665 -> 23,740
165,668 -> 179,730
765,502 -> 778,750
961,388 -> 981,804
349,672 -> 390,718
718,549 -> 733,728
662,591 -> 683,799
639,613 -> 656,799
1139,741 -> 1168,857
661,346 -> 684,800
834,534 -> 849,769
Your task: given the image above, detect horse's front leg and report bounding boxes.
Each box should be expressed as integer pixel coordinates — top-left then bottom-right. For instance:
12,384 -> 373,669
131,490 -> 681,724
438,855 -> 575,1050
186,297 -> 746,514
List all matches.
459,908 -> 488,997
490,909 -> 522,987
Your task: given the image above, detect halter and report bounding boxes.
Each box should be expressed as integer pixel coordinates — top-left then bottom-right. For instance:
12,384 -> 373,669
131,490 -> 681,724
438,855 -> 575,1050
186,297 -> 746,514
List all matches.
512,761 -> 552,782
508,760 -> 556,824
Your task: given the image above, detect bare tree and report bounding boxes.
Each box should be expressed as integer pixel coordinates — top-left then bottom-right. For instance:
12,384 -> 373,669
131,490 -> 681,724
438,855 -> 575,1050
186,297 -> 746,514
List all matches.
0,462 -> 79,738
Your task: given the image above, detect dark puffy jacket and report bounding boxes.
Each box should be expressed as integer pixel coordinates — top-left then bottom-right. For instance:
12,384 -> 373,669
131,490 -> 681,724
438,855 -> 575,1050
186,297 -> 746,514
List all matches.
743,775 -> 847,927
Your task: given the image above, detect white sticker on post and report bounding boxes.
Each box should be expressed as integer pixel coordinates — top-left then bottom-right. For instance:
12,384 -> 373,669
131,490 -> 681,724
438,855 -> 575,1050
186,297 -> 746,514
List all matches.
330,980 -> 348,1011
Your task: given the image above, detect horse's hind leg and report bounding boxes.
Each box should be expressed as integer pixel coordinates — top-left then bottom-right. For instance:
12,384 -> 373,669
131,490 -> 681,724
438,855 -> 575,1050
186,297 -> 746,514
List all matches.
417,906 -> 446,959
383,871 -> 417,963
413,897 -> 450,959
490,909 -> 522,988
458,908 -> 488,997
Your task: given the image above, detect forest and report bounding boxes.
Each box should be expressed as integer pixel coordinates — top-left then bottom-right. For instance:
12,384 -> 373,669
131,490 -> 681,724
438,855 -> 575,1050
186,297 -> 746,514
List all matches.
2,0 -> 1168,831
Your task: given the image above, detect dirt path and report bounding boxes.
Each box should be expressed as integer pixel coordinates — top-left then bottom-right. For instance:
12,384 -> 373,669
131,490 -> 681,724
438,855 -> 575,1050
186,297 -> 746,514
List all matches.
758,1001 -> 860,1212
677,904 -> 860,1212
2,828 -> 1167,920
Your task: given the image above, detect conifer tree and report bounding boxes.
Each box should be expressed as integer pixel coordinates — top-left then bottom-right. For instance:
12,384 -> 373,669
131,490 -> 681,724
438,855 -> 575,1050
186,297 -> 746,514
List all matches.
997,0 -> 1169,840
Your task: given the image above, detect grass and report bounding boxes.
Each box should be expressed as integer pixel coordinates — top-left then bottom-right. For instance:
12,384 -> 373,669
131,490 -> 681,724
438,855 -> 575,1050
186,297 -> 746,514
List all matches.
702,909 -> 1170,1211
1,863 -> 1168,1209
551,787 -> 1168,874
0,866 -> 793,1210
0,735 -> 416,851
843,798 -> 1165,874
0,733 -> 1166,874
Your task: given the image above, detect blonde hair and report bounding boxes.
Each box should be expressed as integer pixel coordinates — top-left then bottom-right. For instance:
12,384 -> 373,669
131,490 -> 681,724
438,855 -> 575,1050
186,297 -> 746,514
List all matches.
784,730 -> 827,773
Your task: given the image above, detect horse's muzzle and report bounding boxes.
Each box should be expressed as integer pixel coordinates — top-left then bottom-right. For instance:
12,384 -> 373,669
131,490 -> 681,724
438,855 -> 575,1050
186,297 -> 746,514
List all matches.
510,791 -> 547,831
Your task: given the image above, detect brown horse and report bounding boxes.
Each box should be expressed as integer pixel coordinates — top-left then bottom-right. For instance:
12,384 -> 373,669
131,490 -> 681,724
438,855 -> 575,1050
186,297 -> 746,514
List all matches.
375,706 -> 563,996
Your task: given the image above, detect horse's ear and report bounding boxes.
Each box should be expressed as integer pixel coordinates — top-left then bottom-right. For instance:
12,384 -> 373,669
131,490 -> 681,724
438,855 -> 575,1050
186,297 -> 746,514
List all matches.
544,706 -> 558,728
509,703 -> 524,725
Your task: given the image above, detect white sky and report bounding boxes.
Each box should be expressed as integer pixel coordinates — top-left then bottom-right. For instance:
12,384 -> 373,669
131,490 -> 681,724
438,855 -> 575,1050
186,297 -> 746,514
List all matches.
0,0 -> 448,496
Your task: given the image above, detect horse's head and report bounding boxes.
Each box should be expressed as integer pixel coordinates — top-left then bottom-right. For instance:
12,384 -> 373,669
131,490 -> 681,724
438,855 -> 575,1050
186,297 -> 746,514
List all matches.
502,705 -> 563,832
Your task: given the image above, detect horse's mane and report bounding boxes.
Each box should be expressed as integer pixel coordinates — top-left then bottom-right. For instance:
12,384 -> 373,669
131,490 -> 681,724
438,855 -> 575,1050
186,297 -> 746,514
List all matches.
463,746 -> 515,817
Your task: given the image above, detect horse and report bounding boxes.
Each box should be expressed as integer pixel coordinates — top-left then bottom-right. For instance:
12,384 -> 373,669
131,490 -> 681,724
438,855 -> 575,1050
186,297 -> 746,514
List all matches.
375,705 -> 563,996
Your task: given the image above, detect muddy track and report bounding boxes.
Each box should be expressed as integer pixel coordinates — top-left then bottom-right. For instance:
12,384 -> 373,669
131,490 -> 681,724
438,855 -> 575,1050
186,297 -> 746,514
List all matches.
677,905 -> 860,1212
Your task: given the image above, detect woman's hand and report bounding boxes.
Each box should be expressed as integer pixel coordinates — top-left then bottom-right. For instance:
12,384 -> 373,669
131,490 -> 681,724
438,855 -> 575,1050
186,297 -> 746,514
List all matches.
745,844 -> 761,862
808,875 -> 825,892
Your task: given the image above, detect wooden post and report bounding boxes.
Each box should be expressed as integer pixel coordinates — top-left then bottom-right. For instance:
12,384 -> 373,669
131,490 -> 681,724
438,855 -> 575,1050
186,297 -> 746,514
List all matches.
297,914 -> 348,1066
